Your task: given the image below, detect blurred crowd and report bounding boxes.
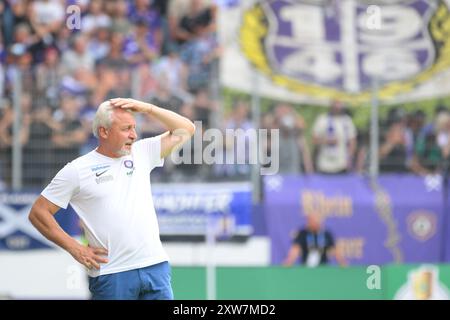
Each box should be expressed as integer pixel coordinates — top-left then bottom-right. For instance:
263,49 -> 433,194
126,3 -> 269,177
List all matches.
0,0 -> 449,190
0,0 -> 221,187
260,100 -> 450,177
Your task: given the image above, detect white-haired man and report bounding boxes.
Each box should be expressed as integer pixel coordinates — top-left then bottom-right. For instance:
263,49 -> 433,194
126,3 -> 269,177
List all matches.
28,98 -> 195,300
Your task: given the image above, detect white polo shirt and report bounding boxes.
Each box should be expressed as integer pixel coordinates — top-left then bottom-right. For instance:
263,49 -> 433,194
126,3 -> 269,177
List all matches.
42,136 -> 168,277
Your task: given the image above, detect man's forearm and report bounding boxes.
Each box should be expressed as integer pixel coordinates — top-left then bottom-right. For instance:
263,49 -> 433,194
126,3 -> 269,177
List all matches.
147,103 -> 195,135
29,209 -> 80,253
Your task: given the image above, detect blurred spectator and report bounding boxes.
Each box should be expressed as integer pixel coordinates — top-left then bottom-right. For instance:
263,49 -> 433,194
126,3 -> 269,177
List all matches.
283,212 -> 347,267
0,95 -> 32,186
96,31 -> 128,71
35,46 -> 63,109
273,103 -> 313,174
82,0 -> 112,35
87,26 -> 111,62
149,77 -> 185,114
23,105 -> 59,187
5,23 -> 41,93
61,34 -> 95,75
180,30 -> 221,92
0,32 -> 4,98
169,0 -> 217,45
54,25 -> 72,52
407,110 -> 426,144
312,100 -> 357,174
2,0 -> 30,47
123,18 -> 159,66
404,110 -> 426,165
94,32 -> 132,105
419,105 -> 448,138
29,0 -> 64,49
128,0 -> 163,51
214,100 -> 254,180
151,43 -> 190,100
60,34 -> 97,97
109,0 -> 133,35
411,111 -> 450,176
191,88 -> 216,129
51,95 -> 88,172
170,103 -> 204,182
379,119 -> 409,173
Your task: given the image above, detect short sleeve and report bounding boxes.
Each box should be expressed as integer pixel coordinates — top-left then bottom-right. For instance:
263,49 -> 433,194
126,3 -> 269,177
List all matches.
41,162 -> 80,209
133,135 -> 164,171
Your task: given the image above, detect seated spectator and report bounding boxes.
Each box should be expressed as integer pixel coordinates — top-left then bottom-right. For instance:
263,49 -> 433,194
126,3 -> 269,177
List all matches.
283,212 -> 347,267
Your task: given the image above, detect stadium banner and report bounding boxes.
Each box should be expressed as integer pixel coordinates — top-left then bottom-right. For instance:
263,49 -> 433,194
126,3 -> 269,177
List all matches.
0,183 -> 253,250
219,0 -> 450,105
0,193 -> 79,250
152,183 -> 253,240
264,174 -> 445,265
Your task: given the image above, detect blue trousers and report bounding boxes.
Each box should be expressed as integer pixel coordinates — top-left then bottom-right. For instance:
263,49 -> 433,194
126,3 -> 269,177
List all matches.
88,261 -> 174,300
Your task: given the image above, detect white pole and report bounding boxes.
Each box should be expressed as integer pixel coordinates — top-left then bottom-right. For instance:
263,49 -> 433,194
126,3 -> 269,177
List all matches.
206,215 -> 216,300
251,69 -> 261,204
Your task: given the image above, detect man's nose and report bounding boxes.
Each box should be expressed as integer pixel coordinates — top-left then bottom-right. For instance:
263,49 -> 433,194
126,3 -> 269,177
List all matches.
129,129 -> 137,140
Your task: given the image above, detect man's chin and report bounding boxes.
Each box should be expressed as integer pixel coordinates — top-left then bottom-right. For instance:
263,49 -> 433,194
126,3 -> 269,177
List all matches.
117,149 -> 131,157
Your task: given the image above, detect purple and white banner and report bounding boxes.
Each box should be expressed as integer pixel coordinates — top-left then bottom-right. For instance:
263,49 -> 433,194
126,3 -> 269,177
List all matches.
0,193 -> 80,250
220,0 -> 450,105
264,174 -> 447,265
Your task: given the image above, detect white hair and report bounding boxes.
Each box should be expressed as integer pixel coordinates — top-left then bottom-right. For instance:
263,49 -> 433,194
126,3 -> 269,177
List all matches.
92,101 -> 114,138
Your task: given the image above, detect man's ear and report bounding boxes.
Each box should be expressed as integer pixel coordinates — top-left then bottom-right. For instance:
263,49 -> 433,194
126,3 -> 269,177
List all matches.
99,127 -> 109,139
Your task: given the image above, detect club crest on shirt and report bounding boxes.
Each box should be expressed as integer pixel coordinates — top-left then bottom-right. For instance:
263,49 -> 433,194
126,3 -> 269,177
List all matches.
124,160 -> 135,176
124,160 -> 134,169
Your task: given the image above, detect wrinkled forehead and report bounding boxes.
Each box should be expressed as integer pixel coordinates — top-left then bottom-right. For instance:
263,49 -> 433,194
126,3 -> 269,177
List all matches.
111,108 -> 136,126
